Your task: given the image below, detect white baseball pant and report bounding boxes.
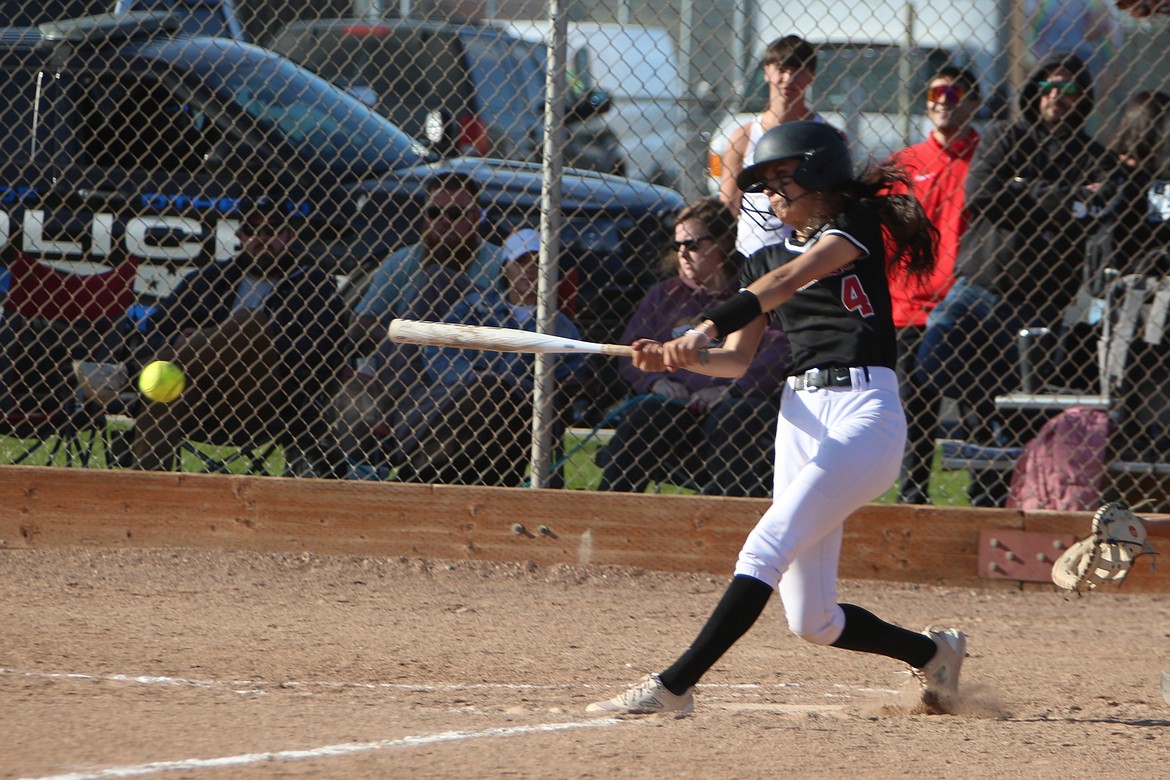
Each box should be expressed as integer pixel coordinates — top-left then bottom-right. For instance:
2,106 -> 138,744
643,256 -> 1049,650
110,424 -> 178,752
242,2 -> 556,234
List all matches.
734,365 -> 905,645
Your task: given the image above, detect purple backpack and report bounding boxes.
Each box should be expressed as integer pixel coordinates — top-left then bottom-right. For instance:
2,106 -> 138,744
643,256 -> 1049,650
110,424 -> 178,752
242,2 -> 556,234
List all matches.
1006,406 -> 1113,511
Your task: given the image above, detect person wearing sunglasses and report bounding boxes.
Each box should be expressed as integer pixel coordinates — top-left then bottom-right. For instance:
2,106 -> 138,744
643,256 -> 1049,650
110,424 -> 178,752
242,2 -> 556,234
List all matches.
387,228 -> 588,487
130,184 -> 349,473
596,197 -> 789,497
335,171 -> 505,480
884,66 -> 982,506
589,122 -> 966,717
916,54 -> 1116,507
349,172 -> 504,358
719,35 -> 835,260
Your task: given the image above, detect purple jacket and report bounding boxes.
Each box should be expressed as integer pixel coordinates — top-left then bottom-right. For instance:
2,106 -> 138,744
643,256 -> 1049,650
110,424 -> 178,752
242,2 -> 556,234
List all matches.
618,276 -> 790,397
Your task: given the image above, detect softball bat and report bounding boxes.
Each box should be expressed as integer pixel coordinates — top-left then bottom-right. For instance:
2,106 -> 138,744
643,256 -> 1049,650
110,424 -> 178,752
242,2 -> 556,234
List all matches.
388,319 -> 635,357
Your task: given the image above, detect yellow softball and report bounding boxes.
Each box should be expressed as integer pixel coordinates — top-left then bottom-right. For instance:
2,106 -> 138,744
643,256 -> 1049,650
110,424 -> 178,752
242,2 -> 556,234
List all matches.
138,360 -> 186,403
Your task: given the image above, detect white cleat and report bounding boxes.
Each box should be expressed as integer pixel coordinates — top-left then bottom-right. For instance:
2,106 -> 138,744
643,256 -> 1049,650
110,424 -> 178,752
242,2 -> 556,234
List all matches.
586,673 -> 694,715
914,628 -> 966,711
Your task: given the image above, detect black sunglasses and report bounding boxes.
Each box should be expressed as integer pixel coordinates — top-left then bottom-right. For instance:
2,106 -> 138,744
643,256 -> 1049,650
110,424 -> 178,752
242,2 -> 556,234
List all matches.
426,204 -> 477,221
671,236 -> 716,252
239,222 -> 281,238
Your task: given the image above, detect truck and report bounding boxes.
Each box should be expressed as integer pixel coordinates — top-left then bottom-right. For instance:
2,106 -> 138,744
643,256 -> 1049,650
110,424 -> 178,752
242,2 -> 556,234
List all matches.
0,12 -> 683,344
497,21 -> 685,190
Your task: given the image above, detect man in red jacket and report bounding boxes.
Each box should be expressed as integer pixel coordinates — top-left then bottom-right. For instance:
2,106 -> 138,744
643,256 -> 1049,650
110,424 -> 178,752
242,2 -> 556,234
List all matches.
888,65 -> 982,504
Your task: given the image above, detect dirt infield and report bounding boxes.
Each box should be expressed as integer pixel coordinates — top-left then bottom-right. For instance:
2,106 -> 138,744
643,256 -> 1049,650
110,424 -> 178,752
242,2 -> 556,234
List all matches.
4,546 -> 1169,779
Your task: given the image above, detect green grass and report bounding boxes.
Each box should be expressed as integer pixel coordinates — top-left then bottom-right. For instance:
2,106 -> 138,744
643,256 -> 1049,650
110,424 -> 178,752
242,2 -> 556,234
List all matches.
2,426 -> 972,505
0,421 -> 287,476
560,431 -> 971,504
558,432 -> 695,494
875,448 -> 972,506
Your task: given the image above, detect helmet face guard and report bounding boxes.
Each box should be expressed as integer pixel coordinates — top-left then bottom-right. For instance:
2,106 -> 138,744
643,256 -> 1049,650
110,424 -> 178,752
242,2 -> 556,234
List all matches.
737,121 -> 852,194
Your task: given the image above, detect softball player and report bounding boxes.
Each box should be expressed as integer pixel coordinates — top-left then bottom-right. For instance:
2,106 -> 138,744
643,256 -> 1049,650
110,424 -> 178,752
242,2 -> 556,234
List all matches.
588,122 -> 967,715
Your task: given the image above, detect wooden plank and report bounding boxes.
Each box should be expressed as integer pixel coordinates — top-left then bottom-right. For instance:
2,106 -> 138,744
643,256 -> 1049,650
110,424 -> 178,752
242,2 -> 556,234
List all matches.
1,465 -> 1166,592
842,504 -> 1023,587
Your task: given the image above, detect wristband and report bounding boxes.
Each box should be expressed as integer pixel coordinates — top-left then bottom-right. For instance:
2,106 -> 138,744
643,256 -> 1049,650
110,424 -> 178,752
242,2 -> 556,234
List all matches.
701,289 -> 762,338
684,328 -> 712,345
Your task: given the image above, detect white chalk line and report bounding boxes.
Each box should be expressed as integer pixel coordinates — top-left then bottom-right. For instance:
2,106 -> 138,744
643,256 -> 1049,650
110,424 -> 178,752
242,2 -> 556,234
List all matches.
0,668 -> 578,696
0,668 -> 803,696
8,667 -> 892,778
19,719 -> 623,780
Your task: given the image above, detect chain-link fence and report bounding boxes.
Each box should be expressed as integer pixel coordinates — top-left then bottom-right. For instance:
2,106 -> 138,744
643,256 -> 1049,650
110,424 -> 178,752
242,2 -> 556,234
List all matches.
2,0 -> 1170,512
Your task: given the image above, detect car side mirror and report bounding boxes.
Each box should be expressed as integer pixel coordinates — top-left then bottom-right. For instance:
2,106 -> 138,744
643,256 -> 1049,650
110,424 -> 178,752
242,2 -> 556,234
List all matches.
566,89 -> 611,124
424,108 -> 457,158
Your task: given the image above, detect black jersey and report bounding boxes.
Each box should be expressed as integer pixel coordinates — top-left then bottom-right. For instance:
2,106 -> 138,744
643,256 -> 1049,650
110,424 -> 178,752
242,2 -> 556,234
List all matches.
741,202 -> 897,375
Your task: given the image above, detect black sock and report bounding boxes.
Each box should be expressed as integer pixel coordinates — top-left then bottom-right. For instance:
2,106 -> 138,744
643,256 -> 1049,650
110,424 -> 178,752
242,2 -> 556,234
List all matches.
830,603 -> 936,667
657,575 -> 773,695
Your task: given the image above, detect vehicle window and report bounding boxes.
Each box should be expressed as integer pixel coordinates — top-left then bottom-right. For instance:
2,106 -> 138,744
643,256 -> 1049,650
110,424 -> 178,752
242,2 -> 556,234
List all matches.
568,47 -> 593,102
0,67 -> 40,162
277,29 -> 470,143
371,31 -> 468,134
511,41 -> 547,109
742,45 -> 952,116
119,0 -> 235,38
460,35 -> 539,134
75,72 -> 221,171
187,53 -> 428,175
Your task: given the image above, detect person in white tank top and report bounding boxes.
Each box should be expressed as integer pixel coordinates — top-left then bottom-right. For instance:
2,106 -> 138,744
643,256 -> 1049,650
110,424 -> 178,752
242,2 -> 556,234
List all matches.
719,36 -> 826,258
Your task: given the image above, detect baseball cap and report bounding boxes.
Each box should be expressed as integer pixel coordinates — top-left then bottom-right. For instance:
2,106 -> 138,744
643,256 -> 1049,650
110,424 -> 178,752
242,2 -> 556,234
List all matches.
502,228 -> 541,264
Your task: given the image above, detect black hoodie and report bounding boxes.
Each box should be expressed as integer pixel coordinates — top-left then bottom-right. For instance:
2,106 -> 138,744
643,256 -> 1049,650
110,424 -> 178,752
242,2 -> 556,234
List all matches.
955,54 -> 1117,317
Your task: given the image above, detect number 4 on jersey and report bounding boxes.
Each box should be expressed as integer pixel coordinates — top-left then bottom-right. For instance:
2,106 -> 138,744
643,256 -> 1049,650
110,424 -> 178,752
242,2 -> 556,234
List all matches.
841,274 -> 875,317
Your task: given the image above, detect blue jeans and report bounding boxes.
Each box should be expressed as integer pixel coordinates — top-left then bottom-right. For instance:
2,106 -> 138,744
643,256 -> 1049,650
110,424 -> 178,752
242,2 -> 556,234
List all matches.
916,277 -> 1046,442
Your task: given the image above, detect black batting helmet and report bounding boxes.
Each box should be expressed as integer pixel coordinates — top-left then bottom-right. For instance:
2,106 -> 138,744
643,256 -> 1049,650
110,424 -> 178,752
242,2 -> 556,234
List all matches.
737,121 -> 852,194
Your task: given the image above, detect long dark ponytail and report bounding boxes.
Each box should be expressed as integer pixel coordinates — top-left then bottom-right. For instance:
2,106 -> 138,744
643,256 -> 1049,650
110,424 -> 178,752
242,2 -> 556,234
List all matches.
836,162 -> 939,286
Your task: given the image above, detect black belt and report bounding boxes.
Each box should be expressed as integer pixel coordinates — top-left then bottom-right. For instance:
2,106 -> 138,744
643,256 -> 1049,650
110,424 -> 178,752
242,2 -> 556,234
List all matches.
791,366 -> 869,391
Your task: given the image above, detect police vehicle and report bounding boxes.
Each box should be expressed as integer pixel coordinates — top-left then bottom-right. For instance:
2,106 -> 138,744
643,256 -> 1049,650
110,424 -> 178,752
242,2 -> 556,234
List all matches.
0,12 -> 683,343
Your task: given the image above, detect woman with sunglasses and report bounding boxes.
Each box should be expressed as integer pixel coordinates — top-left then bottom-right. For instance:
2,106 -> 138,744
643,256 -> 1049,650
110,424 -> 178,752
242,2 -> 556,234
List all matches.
596,197 -> 789,497
588,122 -> 966,716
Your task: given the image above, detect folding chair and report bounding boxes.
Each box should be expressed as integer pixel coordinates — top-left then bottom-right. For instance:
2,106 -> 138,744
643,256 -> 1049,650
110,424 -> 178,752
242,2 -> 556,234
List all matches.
995,269 -> 1170,511
0,254 -> 139,467
1098,272 -> 1170,510
949,256 -> 1121,504
134,316 -> 340,477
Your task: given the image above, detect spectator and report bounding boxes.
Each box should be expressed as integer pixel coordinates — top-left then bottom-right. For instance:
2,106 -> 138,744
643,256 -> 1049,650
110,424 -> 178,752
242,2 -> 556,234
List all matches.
719,36 -> 826,259
1054,90 -> 1170,385
1102,90 -> 1170,275
886,66 -> 982,505
332,171 -> 504,479
381,228 -> 587,486
422,227 -> 585,390
348,171 -> 505,357
597,198 -> 789,497
916,54 -> 1117,506
130,191 -> 349,472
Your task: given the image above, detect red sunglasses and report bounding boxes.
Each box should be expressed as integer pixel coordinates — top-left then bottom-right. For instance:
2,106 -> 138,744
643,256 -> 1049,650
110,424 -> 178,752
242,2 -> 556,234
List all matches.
926,83 -> 968,104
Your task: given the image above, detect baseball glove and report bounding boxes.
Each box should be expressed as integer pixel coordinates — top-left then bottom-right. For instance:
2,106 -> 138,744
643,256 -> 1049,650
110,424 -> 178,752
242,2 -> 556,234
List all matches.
1051,502 -> 1157,593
